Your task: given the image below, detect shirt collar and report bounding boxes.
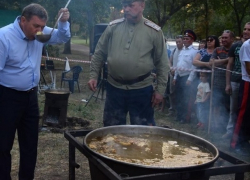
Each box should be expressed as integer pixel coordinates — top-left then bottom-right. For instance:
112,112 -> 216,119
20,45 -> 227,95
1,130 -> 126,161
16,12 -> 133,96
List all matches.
126,16 -> 144,26
184,44 -> 194,50
14,16 -> 28,40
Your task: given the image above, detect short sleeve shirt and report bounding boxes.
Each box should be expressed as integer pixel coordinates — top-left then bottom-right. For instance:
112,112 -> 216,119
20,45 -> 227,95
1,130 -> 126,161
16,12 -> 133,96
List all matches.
228,41 -> 242,82
199,48 -> 210,59
196,82 -> 211,102
239,39 -> 250,82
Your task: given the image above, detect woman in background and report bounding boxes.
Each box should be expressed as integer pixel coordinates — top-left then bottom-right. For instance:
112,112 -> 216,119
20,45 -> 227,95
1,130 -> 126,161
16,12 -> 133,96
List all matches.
193,35 -> 220,69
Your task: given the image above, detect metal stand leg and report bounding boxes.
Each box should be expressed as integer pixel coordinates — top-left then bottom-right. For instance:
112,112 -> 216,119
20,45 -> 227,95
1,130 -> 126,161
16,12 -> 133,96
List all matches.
40,71 -> 48,86
95,80 -> 103,101
85,79 -> 106,107
235,173 -> 244,180
39,70 -> 48,92
69,143 -> 76,180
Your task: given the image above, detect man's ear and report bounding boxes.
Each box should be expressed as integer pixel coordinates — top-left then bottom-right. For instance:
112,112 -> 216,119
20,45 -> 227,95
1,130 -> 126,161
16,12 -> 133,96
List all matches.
20,16 -> 27,23
141,2 -> 145,9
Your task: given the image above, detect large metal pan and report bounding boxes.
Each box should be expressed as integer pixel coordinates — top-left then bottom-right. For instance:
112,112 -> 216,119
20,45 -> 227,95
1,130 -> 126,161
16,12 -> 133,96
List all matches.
83,125 -> 219,177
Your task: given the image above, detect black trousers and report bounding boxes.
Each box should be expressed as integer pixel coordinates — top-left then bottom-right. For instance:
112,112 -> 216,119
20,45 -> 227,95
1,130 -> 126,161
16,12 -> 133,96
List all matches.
175,75 -> 191,121
103,83 -> 155,126
0,85 -> 39,180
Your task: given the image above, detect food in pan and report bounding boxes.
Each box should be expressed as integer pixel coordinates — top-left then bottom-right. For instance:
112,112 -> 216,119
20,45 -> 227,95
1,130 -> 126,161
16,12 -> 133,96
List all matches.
87,133 -> 214,167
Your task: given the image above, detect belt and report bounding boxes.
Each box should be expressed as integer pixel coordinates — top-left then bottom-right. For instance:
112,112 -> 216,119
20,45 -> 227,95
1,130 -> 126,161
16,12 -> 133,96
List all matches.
110,71 -> 151,85
0,85 -> 37,93
26,87 -> 37,93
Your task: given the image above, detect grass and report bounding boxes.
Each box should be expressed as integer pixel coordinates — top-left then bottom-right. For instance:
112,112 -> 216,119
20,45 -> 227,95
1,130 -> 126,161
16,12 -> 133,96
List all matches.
71,36 -> 89,45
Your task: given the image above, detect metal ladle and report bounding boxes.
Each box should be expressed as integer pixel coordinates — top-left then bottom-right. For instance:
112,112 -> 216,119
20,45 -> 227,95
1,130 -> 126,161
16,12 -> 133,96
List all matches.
35,0 -> 71,43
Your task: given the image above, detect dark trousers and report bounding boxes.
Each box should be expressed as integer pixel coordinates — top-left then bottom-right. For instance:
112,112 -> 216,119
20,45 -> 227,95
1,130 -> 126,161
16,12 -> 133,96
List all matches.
103,83 -> 155,126
196,102 -> 209,124
0,85 -> 39,180
175,75 -> 191,121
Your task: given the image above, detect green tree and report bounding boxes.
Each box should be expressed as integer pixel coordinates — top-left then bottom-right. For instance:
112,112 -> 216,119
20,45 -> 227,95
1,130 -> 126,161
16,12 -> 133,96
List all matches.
221,0 -> 250,36
144,0 -> 199,29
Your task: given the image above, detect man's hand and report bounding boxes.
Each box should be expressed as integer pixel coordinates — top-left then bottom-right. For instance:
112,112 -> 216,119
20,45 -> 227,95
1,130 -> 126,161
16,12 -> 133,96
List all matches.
186,80 -> 191,86
225,84 -> 232,95
170,69 -> 175,76
206,62 -> 212,68
209,58 -> 215,65
172,79 -> 176,85
88,79 -> 97,91
151,92 -> 163,108
58,8 -> 70,22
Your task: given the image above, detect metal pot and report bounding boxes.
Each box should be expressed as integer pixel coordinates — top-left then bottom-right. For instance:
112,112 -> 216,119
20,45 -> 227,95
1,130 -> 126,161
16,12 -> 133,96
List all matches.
83,125 -> 219,177
44,89 -> 70,100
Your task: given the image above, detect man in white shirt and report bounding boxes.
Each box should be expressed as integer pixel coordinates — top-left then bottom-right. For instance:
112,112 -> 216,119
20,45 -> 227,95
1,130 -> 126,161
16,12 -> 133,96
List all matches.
230,39 -> 250,154
163,35 -> 183,115
173,30 -> 198,123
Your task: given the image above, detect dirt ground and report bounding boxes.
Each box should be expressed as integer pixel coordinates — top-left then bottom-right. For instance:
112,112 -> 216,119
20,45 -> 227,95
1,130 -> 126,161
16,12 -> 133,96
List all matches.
10,43 -> 250,180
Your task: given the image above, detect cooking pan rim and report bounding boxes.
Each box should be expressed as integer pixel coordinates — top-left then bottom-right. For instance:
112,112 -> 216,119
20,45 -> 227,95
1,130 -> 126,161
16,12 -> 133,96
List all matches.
84,125 -> 219,170
44,89 -> 71,94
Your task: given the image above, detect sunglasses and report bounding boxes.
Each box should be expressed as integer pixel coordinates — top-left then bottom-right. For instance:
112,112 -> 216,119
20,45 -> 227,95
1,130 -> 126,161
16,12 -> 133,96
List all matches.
223,30 -> 231,33
206,38 -> 214,42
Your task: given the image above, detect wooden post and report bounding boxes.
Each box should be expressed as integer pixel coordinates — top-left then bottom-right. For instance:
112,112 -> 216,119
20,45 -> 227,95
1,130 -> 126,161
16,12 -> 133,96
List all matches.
208,60 -> 215,134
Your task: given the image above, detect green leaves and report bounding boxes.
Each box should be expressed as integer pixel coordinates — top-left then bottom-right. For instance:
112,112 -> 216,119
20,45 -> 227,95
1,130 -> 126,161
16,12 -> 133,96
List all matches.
2,0 -> 250,41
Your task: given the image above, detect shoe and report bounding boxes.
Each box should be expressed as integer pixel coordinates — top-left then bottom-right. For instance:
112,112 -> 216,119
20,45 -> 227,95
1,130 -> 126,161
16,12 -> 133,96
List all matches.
197,123 -> 205,130
166,111 -> 175,117
196,122 -> 202,127
158,109 -> 164,112
196,122 -> 205,129
221,133 -> 232,139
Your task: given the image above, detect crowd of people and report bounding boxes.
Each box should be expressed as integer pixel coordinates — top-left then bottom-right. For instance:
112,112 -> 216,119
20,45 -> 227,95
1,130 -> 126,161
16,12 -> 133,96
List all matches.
163,23 -> 250,154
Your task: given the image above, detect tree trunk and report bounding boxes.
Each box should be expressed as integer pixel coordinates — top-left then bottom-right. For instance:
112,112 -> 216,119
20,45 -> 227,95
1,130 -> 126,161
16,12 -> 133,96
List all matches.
86,0 -> 94,56
205,0 -> 209,38
63,39 -> 71,54
63,16 -> 71,54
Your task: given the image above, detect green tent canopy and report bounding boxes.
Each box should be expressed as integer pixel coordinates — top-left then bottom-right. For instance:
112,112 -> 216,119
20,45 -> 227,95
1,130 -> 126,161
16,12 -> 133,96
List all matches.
0,9 -> 20,27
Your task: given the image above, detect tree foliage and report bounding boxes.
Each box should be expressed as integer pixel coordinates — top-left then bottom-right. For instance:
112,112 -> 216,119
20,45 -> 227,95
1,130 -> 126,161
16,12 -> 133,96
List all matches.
2,0 -> 250,42
144,0 -> 200,29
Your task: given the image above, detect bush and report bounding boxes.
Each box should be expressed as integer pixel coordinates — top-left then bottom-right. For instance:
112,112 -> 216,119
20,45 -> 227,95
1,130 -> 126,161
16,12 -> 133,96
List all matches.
46,45 -> 60,57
